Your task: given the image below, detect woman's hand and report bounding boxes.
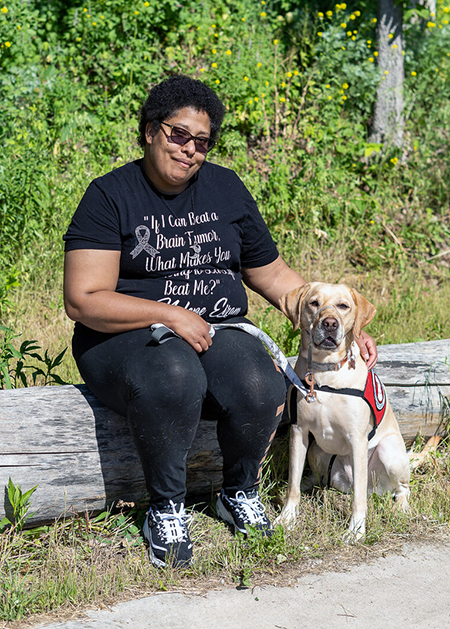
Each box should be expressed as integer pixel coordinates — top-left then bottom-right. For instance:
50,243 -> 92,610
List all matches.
354,330 -> 378,370
167,307 -> 213,353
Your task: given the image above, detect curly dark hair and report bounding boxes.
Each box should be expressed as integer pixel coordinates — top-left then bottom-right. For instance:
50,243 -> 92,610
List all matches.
138,75 -> 225,148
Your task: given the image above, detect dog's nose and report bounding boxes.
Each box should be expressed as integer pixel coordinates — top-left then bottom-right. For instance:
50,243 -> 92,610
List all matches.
322,317 -> 338,331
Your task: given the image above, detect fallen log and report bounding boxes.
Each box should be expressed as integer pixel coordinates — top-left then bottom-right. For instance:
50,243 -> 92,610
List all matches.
1,339 -> 449,527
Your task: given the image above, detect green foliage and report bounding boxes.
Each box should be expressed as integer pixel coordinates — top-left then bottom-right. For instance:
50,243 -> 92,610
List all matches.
0,325 -> 68,388
0,478 -> 38,532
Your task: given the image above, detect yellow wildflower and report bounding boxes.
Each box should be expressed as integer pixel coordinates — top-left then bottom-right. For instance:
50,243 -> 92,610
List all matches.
340,22 -> 347,28
393,44 -> 398,49
242,17 -> 246,21
347,31 -> 352,36
5,41 -> 11,47
294,70 -> 299,75
342,46 -> 346,50
350,14 -> 356,20
326,11 -> 333,17
265,80 -> 269,86
342,95 -> 347,100
257,62 -> 262,67
384,70 -> 389,75
273,39 -> 278,45
92,21 -> 97,26
281,81 -> 286,88
341,3 -> 347,8
144,2 -> 149,6
249,99 -> 253,104
211,24 -> 216,28
244,75 -> 249,81
215,79 -> 220,84
411,71 -> 417,76
212,48 -> 217,53
212,62 -> 218,68
226,49 -> 231,55
390,157 -> 398,165
1,6 -> 8,13
354,10 -> 361,16
367,40 -> 372,44
389,33 -> 394,38
260,12 -> 266,17
444,7 -> 450,12
427,21 -> 436,27
342,82 -> 349,89
200,68 -> 205,72
135,10 -> 139,15
261,92 -> 265,97
83,7 -> 87,12
325,84 -> 330,88
369,57 -> 374,62
287,72 -> 292,77
318,31 -> 323,36
372,18 -> 377,23
280,96 -> 286,102
351,36 -> 356,40
318,12 -> 324,17
374,51 -> 378,56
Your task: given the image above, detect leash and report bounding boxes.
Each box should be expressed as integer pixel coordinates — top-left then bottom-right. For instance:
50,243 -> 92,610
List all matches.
150,322 -> 310,401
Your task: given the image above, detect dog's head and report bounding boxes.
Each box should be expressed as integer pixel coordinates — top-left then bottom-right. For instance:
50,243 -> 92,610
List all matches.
280,282 -> 376,351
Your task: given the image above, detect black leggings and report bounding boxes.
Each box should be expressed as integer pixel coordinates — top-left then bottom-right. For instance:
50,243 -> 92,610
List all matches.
73,321 -> 286,508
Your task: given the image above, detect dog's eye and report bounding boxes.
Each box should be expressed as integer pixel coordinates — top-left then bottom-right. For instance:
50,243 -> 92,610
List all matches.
310,300 -> 319,308
337,303 -> 350,310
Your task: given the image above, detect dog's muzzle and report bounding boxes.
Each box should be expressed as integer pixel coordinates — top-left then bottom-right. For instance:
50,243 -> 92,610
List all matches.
311,308 -> 344,348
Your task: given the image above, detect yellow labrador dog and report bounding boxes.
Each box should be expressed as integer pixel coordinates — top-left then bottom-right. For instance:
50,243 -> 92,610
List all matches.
275,282 -> 410,540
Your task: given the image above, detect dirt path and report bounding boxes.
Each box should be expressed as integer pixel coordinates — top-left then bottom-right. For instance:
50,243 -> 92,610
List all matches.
32,542 -> 450,629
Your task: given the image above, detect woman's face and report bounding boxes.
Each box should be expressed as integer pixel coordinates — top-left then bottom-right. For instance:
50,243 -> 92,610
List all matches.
144,107 -> 211,194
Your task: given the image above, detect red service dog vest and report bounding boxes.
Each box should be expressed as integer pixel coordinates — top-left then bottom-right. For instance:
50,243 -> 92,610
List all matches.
291,370 -> 387,441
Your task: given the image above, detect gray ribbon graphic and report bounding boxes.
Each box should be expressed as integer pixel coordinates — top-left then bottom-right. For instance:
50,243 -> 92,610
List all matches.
130,225 -> 160,259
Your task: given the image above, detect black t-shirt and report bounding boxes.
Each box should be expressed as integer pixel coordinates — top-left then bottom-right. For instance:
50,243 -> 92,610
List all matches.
63,160 -> 279,322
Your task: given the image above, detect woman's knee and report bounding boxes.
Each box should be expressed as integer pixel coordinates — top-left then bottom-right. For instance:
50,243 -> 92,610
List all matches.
123,339 -> 208,407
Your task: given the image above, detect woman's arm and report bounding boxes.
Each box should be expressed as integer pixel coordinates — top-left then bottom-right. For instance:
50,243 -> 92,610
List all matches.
242,256 -> 378,368
63,249 -> 212,352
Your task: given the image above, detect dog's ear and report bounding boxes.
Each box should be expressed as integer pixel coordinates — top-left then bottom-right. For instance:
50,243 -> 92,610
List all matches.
350,288 -> 376,338
280,284 -> 311,331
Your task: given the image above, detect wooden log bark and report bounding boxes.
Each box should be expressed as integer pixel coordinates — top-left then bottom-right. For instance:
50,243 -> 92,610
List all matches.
1,339 -> 449,527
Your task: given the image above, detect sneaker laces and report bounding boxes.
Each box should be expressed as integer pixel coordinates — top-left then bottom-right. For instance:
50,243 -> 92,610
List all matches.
152,501 -> 191,544
229,490 -> 267,525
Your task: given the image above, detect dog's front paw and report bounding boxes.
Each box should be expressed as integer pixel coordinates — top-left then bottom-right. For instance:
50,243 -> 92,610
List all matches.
344,518 -> 365,544
274,503 -> 298,529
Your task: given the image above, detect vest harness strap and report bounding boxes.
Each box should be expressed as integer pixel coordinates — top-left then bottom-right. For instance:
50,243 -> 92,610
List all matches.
289,370 -> 387,442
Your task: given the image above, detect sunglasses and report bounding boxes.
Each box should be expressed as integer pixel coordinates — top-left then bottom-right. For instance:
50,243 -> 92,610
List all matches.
159,121 -> 215,154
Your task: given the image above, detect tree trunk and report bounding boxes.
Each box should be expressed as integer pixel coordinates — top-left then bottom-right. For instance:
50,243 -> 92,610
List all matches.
371,0 -> 405,147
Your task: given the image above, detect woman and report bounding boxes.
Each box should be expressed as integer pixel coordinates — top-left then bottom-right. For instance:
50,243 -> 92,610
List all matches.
63,76 -> 376,568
